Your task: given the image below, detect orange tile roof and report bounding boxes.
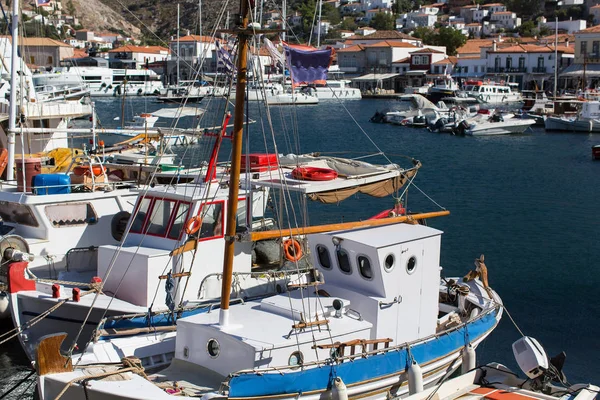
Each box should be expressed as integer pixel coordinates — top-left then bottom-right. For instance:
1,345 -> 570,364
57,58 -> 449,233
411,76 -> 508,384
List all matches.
466,23 -> 482,26
0,36 -> 72,47
481,3 -> 504,7
337,44 -> 365,53
590,4 -> 600,8
432,56 -> 457,64
175,34 -> 214,43
457,39 -> 494,54
492,11 -> 514,15
393,56 -> 410,63
72,48 -> 87,58
457,55 -> 482,59
411,47 -> 444,54
108,45 -> 170,54
577,25 -> 600,34
365,40 -> 417,48
490,44 -> 553,53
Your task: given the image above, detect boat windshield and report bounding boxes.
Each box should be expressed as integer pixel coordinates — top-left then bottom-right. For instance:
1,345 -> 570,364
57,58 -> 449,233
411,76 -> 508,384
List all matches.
465,85 -> 479,92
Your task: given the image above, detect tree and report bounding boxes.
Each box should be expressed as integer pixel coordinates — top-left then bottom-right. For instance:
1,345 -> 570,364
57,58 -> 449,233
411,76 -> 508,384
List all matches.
370,12 -> 395,30
323,3 -> 341,26
518,21 -> 536,37
393,0 -> 413,14
66,0 -> 75,15
413,26 -> 466,56
340,17 -> 357,32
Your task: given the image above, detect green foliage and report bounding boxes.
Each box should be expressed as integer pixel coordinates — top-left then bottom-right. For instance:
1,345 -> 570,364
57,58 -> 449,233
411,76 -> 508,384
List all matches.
66,0 -> 75,16
393,0 -> 414,14
503,0 -> 544,18
518,20 -> 536,37
370,13 -> 395,30
412,26 -> 467,56
323,3 -> 341,25
538,25 -> 551,37
340,17 -> 357,31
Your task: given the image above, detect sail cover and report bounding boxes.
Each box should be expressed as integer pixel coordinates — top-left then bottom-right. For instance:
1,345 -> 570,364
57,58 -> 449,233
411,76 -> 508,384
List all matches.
284,44 -> 332,86
152,107 -> 204,118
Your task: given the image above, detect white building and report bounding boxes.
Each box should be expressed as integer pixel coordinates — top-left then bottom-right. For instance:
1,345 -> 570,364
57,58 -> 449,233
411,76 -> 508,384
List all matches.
466,23 -> 482,37
541,18 -> 586,34
490,11 -> 521,30
365,8 -> 393,21
108,44 -> 170,67
402,12 -> 437,29
481,3 -> 506,13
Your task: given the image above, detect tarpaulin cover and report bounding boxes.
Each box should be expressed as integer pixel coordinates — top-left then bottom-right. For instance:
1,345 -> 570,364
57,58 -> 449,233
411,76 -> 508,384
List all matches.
284,45 -> 332,86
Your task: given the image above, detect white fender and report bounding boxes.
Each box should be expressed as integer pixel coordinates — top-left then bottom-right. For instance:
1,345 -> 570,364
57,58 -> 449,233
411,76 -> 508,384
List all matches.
0,292 -> 9,319
332,377 -> 348,400
408,360 -> 424,395
462,343 -> 476,374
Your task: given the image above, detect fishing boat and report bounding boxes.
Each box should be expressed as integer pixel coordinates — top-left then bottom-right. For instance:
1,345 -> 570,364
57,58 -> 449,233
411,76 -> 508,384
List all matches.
463,80 -> 523,104
544,101 -> 600,132
158,80 -> 225,103
31,3 -> 503,399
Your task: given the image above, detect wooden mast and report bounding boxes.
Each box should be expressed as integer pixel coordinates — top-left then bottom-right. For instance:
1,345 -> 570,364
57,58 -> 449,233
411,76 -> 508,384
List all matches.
219,0 -> 252,327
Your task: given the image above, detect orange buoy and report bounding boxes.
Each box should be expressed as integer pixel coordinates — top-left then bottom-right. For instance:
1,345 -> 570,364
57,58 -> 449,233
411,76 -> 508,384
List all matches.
283,238 -> 303,262
185,215 -> 203,235
73,165 -> 105,176
291,167 -> 338,181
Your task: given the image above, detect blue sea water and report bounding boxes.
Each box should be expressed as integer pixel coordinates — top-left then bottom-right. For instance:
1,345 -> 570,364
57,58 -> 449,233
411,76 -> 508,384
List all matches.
1,96 -> 599,397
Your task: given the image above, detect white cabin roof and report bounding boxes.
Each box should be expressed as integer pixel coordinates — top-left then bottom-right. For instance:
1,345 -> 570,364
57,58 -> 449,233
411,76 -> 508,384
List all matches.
326,223 -> 442,248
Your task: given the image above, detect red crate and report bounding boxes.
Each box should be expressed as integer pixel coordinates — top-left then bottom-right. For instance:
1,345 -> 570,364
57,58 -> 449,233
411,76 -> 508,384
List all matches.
241,153 -> 278,172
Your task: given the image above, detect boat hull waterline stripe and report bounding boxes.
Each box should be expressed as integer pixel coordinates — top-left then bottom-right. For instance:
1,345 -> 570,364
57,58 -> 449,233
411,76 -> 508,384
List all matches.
228,309 -> 499,398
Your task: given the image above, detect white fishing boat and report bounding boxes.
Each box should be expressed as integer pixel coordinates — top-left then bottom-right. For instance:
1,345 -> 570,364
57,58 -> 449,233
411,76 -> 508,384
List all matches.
464,80 -> 523,104
30,3 -> 504,399
266,87 -> 319,105
544,101 -> 600,132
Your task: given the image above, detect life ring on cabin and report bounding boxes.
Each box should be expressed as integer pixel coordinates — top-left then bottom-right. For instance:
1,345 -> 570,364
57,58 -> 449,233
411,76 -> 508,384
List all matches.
283,238 -> 303,262
185,215 -> 203,235
400,119 -> 410,126
291,167 -> 338,181
140,113 -> 152,118
73,165 -> 104,176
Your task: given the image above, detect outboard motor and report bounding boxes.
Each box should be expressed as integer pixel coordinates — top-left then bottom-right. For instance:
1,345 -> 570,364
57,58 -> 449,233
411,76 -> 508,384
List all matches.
513,337 -> 569,393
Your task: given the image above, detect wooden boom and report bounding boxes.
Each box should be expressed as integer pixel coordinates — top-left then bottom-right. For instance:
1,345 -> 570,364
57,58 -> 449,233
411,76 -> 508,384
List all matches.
249,210 -> 450,241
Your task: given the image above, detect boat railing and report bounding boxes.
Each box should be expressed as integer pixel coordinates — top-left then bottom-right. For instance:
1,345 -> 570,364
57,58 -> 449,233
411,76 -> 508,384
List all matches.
0,177 -> 139,193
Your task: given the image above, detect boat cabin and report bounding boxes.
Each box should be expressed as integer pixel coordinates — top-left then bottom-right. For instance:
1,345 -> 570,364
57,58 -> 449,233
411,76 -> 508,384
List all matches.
97,182 -> 268,308
174,223 -> 443,375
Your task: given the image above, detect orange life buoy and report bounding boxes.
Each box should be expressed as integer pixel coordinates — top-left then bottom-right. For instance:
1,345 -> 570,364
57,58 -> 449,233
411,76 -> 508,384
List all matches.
283,238 -> 303,262
140,113 -> 153,117
185,215 -> 203,235
291,167 -> 338,181
73,165 -> 104,176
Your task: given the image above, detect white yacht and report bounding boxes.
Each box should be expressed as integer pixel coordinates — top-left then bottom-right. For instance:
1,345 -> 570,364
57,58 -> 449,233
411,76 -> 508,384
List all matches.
312,80 -> 361,100
32,58 -> 164,97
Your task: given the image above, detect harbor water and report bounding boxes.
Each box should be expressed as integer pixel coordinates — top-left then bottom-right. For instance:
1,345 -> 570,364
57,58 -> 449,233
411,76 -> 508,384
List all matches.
1,97 -> 599,397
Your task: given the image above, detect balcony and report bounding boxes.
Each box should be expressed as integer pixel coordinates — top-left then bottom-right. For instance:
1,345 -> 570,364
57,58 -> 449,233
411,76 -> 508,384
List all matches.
532,67 -> 547,73
487,67 -> 527,73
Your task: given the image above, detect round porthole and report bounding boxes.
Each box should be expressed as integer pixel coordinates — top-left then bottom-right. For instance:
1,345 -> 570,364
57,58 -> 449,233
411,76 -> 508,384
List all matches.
288,351 -> 304,368
406,256 -> 417,275
384,254 -> 395,272
207,338 -> 220,358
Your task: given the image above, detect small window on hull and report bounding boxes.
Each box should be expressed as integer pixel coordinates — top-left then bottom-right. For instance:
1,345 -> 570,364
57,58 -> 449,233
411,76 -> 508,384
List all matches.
316,245 -> 332,270
337,248 -> 352,274
357,255 -> 373,280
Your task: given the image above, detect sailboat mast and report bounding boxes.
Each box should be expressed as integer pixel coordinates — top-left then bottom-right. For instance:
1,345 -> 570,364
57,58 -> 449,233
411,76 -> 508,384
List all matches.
219,0 -> 252,328
317,0 -> 323,48
177,4 -> 180,85
553,17 -> 558,99
7,0 -> 19,181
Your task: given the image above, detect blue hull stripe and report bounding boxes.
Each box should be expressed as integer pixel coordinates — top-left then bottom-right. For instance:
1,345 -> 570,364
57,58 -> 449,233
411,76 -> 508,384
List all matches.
228,310 -> 498,398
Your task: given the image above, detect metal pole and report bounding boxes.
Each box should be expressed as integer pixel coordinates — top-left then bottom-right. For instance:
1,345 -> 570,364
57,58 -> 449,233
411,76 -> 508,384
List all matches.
219,0 -> 251,328
317,0 -> 323,48
177,4 -> 180,85
7,0 -> 19,181
553,17 -> 558,98
282,0 -> 286,41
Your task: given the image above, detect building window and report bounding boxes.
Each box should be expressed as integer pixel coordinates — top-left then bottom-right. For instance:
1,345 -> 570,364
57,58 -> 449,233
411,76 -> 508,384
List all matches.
519,57 -> 525,69
434,66 -> 439,74
581,40 -> 588,56
537,56 -> 544,68
506,57 -> 512,69
593,41 -> 600,57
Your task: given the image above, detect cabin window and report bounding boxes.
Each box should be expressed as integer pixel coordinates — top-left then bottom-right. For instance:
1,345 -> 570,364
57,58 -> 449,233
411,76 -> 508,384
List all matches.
45,203 -> 97,227
235,198 -> 248,233
197,201 -> 224,240
131,197 -> 152,233
288,351 -> 304,368
316,245 -> 332,270
207,338 -> 220,358
384,253 -> 395,272
146,199 -> 177,236
406,256 -> 417,275
0,201 -> 38,227
336,248 -> 352,274
167,202 -> 191,240
357,255 -> 373,280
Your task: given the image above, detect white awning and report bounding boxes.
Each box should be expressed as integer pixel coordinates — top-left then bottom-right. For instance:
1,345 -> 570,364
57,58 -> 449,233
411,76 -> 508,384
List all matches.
404,70 -> 428,76
351,73 -> 400,82
560,63 -> 600,78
